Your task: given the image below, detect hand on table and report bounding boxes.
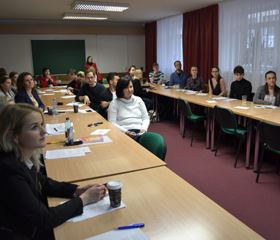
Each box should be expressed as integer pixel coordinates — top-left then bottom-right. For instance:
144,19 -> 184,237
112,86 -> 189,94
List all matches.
79,184 -> 106,206
84,96 -> 91,106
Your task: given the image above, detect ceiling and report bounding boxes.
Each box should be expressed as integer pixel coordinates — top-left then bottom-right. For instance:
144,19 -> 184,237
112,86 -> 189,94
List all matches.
1,0 -> 223,25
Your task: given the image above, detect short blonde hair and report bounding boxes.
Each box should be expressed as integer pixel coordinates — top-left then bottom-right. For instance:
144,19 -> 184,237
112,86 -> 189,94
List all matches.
134,69 -> 143,80
0,103 -> 44,171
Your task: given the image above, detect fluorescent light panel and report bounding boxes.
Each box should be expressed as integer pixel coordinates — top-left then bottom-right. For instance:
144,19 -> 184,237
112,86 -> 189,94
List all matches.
63,13 -> 108,20
71,1 -> 129,12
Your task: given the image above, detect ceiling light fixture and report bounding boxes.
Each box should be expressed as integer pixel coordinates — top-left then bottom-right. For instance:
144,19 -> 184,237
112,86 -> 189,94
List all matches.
71,1 -> 129,12
62,13 -> 108,20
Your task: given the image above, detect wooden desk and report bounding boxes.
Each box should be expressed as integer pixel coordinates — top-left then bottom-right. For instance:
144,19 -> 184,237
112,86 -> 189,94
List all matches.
149,86 -> 280,169
43,107 -> 166,183
49,167 -> 264,240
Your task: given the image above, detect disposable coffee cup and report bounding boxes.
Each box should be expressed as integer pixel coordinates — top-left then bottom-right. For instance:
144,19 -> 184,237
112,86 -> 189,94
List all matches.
47,106 -> 53,115
73,103 -> 79,113
107,180 -> 123,208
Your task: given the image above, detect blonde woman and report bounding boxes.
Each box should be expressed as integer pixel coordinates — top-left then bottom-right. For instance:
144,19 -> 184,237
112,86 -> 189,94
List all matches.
0,104 -> 106,239
133,69 -> 152,110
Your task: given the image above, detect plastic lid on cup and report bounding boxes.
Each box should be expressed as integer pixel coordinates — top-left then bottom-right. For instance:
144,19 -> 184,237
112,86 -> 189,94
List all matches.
107,180 -> 122,190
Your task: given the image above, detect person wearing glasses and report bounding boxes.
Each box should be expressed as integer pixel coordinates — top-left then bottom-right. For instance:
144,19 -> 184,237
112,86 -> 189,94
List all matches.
15,72 -> 45,112
208,66 -> 226,96
78,69 -> 106,112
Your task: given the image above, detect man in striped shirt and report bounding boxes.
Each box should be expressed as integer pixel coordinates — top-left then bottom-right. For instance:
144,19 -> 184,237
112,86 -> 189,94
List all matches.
149,62 -> 164,85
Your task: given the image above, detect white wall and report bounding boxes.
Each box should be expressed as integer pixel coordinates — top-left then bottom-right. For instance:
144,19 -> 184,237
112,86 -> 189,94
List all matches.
0,34 -> 145,74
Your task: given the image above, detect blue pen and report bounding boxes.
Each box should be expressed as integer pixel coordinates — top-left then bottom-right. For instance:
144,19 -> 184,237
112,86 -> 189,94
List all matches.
116,223 -> 145,230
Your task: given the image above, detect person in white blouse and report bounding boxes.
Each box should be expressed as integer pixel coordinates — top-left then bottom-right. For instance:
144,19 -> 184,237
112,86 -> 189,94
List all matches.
108,77 -> 150,141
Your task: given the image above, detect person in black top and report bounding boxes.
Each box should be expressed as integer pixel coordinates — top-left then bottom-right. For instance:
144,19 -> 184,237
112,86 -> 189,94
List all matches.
0,103 -> 106,240
100,72 -> 119,118
133,69 -> 152,110
229,65 -> 252,100
78,69 -> 106,112
208,66 -> 226,96
66,69 -> 81,95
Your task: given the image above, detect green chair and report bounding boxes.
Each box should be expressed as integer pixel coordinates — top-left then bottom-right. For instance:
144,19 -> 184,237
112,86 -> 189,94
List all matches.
256,121 -> 280,183
139,132 -> 167,161
214,105 -> 247,168
178,97 -> 206,146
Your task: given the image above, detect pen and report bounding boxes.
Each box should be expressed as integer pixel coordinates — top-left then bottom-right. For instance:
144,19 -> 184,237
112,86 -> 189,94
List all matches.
47,141 -> 62,144
115,223 -> 145,230
54,128 -> 58,132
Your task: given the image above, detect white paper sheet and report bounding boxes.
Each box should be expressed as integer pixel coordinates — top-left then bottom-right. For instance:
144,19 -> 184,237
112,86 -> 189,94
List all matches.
255,105 -> 277,109
224,98 -> 237,101
90,129 -> 111,135
61,95 -> 75,98
234,106 -> 250,109
43,93 -> 54,96
84,228 -> 150,240
45,122 -> 73,135
210,97 -> 228,100
196,93 -> 208,96
65,195 -> 126,223
66,102 -> 85,107
45,147 -> 91,160
185,90 -> 197,94
206,100 -> 217,103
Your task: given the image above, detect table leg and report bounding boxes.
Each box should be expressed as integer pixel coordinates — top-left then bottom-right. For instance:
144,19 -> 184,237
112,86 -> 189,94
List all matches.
206,108 -> 210,149
253,127 -> 260,172
245,118 -> 252,169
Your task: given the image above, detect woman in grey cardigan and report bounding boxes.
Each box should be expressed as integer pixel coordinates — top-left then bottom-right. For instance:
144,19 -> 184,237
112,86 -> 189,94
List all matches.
253,70 -> 280,106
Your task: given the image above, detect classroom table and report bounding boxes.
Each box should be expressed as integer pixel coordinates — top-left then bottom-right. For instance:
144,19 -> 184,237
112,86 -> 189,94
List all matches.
48,166 -> 264,240
41,88 -> 166,183
148,86 -> 280,169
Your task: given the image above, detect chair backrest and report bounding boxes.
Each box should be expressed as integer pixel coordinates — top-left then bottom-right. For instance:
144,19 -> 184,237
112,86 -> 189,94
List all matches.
139,132 -> 167,161
258,121 -> 280,152
214,105 -> 238,130
178,97 -> 193,117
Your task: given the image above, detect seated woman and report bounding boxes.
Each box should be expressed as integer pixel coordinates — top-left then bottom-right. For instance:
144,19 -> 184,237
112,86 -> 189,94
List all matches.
186,66 -> 205,92
0,76 -> 15,101
108,77 -> 150,141
253,70 -> 280,106
0,103 -> 106,240
9,71 -> 18,93
15,72 -> 45,112
208,66 -> 226,96
125,65 -> 136,80
40,67 -> 58,88
133,69 -> 152,110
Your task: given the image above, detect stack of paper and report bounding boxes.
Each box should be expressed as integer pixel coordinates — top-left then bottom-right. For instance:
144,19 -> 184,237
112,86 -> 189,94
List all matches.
45,147 -> 90,160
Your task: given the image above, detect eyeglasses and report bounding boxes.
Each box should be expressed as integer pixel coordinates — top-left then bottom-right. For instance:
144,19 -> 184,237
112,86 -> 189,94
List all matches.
211,71 -> 219,73
86,76 -> 94,80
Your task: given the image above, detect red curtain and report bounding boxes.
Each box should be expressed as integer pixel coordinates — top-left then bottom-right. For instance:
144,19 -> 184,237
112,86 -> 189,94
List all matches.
183,5 -> 218,83
145,21 -> 157,78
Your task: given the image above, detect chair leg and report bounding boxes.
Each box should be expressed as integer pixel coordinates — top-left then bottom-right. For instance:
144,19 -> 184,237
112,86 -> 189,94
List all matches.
234,134 -> 244,168
276,155 -> 279,176
182,117 -> 185,138
190,121 -> 197,147
215,128 -> 222,156
256,146 -> 265,183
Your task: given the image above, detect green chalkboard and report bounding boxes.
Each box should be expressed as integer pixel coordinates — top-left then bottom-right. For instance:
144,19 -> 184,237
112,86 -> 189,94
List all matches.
31,40 -> 85,76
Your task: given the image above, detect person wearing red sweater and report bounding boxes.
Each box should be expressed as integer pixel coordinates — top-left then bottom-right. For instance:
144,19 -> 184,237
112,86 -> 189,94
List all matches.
84,56 -> 102,83
39,67 -> 57,88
